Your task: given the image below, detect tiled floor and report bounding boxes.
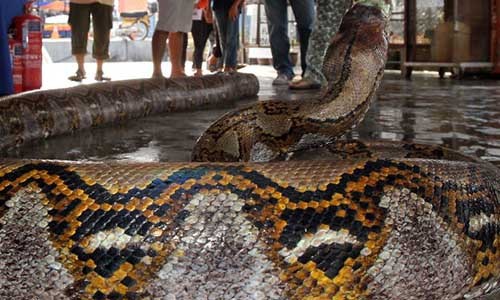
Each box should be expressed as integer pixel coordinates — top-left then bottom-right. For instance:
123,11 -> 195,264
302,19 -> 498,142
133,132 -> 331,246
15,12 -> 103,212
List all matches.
10,62 -> 497,169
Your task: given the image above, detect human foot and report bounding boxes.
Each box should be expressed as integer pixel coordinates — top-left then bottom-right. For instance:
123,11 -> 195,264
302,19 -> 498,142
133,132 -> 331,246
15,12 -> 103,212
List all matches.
68,69 -> 86,82
289,78 -> 321,90
170,71 -> 187,79
94,71 -> 111,81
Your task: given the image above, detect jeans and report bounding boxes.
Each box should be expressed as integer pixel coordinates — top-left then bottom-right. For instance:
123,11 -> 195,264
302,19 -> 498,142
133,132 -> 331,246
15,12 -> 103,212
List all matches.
264,0 -> 315,77
214,9 -> 240,68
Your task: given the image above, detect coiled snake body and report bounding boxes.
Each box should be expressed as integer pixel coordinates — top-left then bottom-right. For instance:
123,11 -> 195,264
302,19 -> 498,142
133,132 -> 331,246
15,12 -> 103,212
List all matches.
0,4 -> 498,300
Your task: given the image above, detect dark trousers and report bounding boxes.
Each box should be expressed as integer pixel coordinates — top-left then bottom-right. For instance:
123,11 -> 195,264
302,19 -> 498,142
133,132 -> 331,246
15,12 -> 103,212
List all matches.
264,0 -> 315,77
192,19 -> 213,69
213,8 -> 240,68
68,2 -> 113,59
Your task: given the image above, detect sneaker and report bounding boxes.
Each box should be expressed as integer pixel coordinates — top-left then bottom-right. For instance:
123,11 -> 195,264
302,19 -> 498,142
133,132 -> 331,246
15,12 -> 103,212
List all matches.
272,73 -> 293,86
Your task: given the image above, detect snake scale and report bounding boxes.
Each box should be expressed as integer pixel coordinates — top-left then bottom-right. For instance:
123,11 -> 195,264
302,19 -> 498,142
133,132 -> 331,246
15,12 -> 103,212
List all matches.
0,4 -> 498,300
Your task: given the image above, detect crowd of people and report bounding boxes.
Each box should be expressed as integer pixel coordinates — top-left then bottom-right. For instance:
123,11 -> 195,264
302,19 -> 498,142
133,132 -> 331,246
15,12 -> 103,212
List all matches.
0,0 -> 356,95
66,0 -> 355,89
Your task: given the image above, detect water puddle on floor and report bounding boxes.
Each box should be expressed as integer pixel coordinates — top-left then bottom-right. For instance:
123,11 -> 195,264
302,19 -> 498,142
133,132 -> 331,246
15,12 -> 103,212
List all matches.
3,73 -> 500,167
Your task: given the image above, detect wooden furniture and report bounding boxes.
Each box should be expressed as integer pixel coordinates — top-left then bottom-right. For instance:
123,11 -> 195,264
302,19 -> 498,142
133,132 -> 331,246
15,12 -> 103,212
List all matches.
402,0 -> 493,78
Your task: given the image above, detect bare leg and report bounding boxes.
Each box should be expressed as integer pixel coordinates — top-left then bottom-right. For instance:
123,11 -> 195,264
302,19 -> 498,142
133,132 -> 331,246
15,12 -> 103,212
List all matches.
68,53 -> 86,81
75,53 -> 85,75
168,32 -> 187,78
152,29 -> 169,78
95,59 -> 111,81
194,68 -> 203,76
96,59 -> 103,74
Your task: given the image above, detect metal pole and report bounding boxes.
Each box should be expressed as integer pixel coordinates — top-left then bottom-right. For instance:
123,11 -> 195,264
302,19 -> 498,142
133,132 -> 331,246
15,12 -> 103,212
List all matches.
241,6 -> 247,63
257,0 -> 261,47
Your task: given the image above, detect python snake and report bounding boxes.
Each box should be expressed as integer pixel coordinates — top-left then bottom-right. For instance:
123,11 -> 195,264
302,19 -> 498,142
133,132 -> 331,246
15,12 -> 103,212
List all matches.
0,4 -> 498,300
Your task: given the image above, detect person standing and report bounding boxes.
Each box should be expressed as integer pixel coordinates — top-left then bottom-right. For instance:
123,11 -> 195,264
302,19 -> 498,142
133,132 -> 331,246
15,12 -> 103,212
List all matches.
264,0 -> 315,85
206,20 -> 223,72
68,0 -> 114,82
290,0 -> 352,90
211,0 -> 244,73
0,0 -> 27,95
192,0 -> 213,76
151,0 -> 195,78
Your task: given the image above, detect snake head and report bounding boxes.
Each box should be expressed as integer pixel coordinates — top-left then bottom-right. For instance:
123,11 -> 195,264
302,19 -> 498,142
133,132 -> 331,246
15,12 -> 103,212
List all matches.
322,3 -> 388,86
355,0 -> 392,18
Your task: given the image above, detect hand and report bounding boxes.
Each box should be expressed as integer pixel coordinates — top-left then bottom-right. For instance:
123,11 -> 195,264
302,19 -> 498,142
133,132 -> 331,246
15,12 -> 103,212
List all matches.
203,8 -> 213,24
228,4 -> 239,21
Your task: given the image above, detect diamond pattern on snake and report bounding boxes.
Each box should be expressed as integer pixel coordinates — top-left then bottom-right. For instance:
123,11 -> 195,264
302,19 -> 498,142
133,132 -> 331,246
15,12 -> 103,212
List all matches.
0,3 -> 498,300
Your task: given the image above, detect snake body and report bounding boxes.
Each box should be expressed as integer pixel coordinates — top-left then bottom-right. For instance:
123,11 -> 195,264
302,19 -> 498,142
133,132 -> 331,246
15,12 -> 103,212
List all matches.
0,4 -> 499,300
0,73 -> 258,150
191,5 -> 387,162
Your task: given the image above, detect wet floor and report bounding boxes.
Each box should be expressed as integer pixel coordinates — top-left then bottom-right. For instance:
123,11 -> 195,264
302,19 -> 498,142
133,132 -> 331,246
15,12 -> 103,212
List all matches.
3,70 -> 500,167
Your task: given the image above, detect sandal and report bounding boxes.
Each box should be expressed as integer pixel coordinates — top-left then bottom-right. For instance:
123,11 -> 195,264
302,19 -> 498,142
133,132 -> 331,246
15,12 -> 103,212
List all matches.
207,55 -> 220,72
95,71 -> 111,81
289,78 -> 322,90
68,70 -> 86,82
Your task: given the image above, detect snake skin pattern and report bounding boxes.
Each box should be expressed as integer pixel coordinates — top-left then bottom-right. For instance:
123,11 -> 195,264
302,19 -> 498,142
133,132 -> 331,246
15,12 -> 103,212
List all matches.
0,4 -> 499,300
0,73 -> 258,150
283,140 -> 490,164
191,4 -> 387,162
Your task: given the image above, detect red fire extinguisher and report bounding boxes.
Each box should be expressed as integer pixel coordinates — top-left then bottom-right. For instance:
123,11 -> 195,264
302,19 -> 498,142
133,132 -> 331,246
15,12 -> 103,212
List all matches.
8,38 -> 24,94
12,1 -> 43,91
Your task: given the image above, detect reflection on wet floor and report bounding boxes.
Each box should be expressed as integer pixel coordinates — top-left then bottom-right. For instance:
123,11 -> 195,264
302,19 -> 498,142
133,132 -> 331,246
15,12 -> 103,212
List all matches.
4,71 -> 500,167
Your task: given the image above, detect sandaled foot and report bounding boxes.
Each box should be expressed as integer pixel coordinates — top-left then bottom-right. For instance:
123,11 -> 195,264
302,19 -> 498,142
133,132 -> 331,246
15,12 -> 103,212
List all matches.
152,72 -> 165,79
170,72 -> 187,79
68,70 -> 86,82
95,71 -> 111,81
207,55 -> 219,72
223,67 -> 237,75
289,78 -> 322,90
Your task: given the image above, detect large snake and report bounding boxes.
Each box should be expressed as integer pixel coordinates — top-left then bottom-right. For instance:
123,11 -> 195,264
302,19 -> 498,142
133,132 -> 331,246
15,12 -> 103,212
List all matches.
0,4 -> 498,300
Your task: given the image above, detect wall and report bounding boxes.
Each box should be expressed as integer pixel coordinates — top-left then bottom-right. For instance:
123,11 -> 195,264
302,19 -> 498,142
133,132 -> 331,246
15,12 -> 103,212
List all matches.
43,38 -> 160,63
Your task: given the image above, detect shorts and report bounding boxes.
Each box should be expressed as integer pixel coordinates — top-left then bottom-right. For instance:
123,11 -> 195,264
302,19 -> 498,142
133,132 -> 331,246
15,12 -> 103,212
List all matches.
68,2 -> 113,60
155,0 -> 195,33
